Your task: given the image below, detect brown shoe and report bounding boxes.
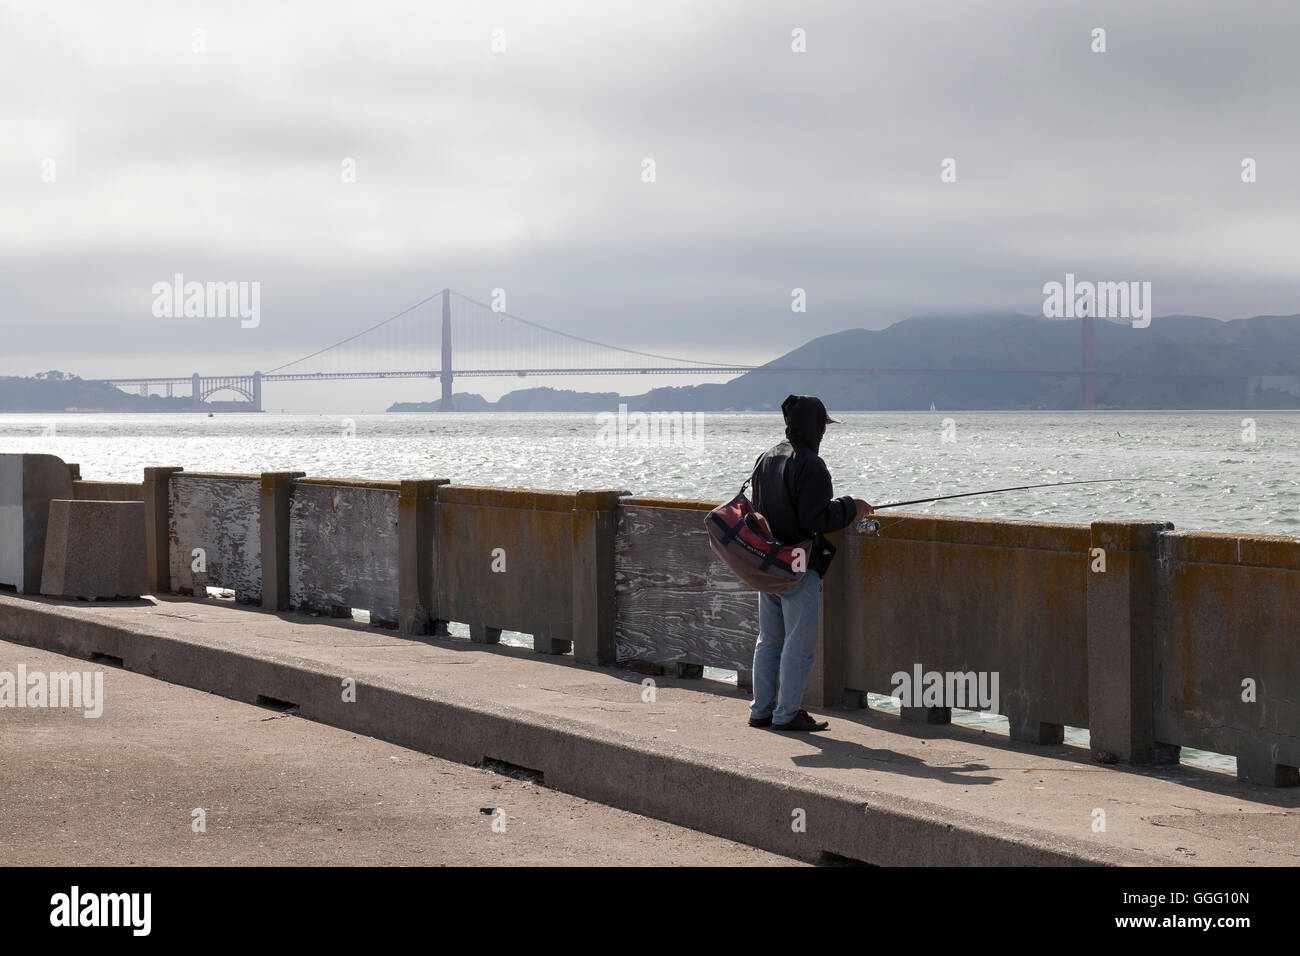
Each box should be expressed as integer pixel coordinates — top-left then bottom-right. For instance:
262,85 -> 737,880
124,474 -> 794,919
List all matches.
772,709 -> 829,732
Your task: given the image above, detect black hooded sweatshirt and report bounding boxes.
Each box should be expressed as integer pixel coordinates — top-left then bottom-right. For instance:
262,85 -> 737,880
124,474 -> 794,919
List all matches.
750,395 -> 856,576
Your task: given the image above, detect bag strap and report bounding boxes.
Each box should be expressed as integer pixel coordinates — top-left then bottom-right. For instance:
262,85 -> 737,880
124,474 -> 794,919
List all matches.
739,456 -> 763,496
757,540 -> 785,572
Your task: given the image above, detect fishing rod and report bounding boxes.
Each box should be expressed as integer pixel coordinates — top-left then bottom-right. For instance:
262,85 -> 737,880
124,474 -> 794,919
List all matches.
856,478 -> 1149,531
872,477 -> 1140,511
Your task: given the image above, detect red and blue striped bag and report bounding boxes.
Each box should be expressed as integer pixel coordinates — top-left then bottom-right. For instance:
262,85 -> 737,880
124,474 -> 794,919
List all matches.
704,468 -> 812,594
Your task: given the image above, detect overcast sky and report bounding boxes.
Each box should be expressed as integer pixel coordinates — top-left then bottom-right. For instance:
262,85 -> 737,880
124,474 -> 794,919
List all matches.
3,0 -> 1298,409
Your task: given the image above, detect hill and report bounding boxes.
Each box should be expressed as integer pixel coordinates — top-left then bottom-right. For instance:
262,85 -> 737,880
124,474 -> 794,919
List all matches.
0,375 -> 197,412
389,314 -> 1300,412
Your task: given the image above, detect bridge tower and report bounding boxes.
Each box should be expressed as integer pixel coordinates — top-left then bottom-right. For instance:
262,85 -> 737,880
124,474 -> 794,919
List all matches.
253,371 -> 263,412
439,288 -> 454,411
1081,314 -> 1095,410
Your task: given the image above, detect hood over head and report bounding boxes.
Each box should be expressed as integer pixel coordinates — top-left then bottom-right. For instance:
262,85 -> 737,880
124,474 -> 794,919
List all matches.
781,394 -> 838,452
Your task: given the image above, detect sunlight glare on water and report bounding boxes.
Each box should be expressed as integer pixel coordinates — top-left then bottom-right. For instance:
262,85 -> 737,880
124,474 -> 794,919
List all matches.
3,409 -> 1295,536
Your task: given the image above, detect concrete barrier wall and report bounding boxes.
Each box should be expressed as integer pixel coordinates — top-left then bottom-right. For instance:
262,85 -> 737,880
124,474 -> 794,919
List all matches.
608,502 -> 1296,784
41,499 -> 147,599
168,473 -> 262,602
1152,531 -> 1300,785
614,496 -> 756,673
25,456 -> 1299,786
69,479 -> 149,588
0,453 -> 75,594
289,478 -> 400,626
434,486 -> 578,653
827,514 -> 1091,743
71,480 -> 145,502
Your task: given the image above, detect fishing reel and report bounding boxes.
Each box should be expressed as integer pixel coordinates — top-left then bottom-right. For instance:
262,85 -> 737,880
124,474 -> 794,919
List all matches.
855,518 -> 881,534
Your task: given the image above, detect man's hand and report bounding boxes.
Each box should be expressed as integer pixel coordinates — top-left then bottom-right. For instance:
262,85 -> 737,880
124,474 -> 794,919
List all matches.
854,498 -> 874,519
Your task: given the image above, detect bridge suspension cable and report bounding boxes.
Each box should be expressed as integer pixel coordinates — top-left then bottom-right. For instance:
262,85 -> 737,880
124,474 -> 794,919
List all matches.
446,291 -> 739,369
263,288 -> 750,378
264,290 -> 444,374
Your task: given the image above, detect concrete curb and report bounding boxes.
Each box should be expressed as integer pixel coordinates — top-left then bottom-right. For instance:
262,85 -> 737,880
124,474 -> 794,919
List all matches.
0,598 -> 1157,866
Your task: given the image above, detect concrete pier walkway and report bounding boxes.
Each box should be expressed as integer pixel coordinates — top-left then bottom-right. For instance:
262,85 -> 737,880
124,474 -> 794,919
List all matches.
2,593 -> 1296,866
0,642 -> 795,866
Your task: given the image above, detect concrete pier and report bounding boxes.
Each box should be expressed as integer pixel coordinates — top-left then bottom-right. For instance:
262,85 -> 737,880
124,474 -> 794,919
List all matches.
0,642 -> 790,866
2,453 -> 1298,865
1,592 -> 1296,865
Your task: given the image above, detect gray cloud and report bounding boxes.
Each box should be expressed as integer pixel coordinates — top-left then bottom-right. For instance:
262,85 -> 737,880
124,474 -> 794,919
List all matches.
2,0 -> 1298,409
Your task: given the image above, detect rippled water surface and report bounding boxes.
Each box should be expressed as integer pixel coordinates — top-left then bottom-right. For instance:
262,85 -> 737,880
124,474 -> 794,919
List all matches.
2,410 -> 1297,535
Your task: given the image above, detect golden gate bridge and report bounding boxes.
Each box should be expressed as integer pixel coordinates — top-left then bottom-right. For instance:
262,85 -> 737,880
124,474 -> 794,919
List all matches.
87,288 -> 1239,411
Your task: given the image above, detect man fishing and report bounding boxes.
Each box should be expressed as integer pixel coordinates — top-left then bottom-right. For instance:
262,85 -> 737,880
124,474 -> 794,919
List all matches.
748,395 -> 872,732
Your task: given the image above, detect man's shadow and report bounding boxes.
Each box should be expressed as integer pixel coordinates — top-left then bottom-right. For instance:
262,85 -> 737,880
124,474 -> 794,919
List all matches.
772,727 -> 1000,785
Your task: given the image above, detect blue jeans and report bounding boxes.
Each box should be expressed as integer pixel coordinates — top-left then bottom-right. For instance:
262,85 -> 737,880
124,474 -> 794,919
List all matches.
749,570 -> 821,724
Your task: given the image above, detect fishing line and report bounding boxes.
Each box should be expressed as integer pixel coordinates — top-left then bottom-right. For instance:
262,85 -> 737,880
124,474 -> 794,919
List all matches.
854,477 -> 1168,533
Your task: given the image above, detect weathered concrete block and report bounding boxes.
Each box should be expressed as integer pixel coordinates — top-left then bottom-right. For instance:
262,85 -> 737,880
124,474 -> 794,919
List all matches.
1087,520 -> 1180,765
0,453 -> 75,594
169,472 -> 261,602
436,486 -> 578,656
260,471 -> 305,611
572,489 -> 625,664
811,530 -> 843,709
398,478 -> 448,637
40,499 -> 147,599
290,479 -> 400,624
833,513 -> 1090,732
72,479 -> 145,502
614,496 -> 757,673
143,467 -> 182,593
1235,737 -> 1300,788
1151,528 -> 1300,786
